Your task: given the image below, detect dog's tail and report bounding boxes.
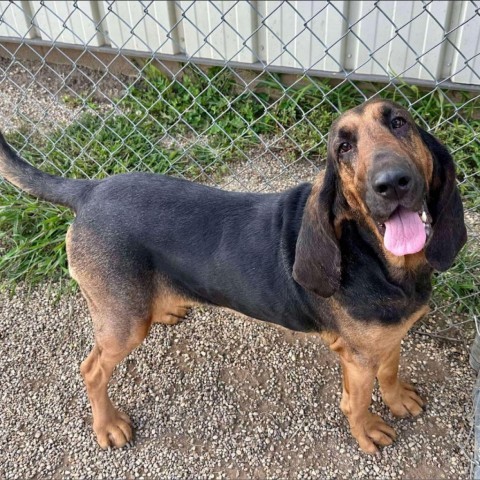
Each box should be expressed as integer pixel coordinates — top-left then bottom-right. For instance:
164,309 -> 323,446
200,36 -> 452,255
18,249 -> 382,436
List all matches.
0,131 -> 97,211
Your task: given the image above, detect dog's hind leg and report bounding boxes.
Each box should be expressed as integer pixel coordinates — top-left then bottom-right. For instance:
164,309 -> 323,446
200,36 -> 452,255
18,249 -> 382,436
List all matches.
80,293 -> 153,449
66,226 -> 155,448
79,286 -> 193,448
80,305 -> 151,449
151,292 -> 192,325
66,225 -> 195,448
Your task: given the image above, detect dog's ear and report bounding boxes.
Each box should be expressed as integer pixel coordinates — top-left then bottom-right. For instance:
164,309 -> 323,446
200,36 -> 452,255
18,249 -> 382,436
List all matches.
292,158 -> 341,297
419,127 -> 467,271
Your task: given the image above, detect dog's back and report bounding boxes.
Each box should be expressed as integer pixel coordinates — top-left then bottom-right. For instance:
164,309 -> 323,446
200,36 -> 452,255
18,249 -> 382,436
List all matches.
69,172 -> 321,330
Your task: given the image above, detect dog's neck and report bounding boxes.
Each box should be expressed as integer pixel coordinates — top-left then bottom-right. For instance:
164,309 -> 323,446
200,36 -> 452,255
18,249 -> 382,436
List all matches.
331,217 -> 433,324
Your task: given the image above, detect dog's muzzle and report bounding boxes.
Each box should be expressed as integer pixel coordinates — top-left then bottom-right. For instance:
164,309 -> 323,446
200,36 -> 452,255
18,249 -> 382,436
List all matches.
366,153 -> 430,256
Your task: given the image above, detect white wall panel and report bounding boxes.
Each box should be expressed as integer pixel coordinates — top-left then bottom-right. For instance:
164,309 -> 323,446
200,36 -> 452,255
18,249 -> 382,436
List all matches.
30,1 -> 101,45
103,1 -> 178,54
0,1 -> 35,39
345,1 -> 450,81
180,0 -> 255,63
451,2 -> 480,85
257,1 -> 347,71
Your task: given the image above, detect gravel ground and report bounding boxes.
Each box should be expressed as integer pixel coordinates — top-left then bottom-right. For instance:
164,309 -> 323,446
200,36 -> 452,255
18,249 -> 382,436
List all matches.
0,280 -> 475,479
0,60 -> 477,479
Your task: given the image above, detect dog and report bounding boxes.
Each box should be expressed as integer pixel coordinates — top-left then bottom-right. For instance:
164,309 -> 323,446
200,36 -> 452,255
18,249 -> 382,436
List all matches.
0,98 -> 466,454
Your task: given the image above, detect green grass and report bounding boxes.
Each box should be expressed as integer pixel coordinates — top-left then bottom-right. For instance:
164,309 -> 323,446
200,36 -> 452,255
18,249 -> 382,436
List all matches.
432,245 -> 480,315
0,64 -> 479,292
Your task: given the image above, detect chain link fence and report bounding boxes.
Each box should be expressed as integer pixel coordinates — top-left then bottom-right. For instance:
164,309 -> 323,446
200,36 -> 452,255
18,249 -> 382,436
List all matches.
0,0 -> 479,473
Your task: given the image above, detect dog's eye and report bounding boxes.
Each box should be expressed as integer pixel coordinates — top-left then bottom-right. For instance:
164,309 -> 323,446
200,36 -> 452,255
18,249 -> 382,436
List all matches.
338,142 -> 352,154
391,117 -> 407,129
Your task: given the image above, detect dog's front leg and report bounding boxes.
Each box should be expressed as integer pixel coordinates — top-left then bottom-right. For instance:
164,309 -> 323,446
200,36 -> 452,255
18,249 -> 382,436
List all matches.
327,336 -> 397,454
338,354 -> 396,453
377,343 -> 424,417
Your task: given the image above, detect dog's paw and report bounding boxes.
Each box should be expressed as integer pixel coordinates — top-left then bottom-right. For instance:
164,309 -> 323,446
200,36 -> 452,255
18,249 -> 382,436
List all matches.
382,381 -> 424,417
351,412 -> 397,454
94,409 -> 133,449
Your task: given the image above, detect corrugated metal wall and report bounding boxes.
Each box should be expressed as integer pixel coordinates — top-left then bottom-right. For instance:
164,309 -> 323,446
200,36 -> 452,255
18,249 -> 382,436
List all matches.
0,0 -> 478,86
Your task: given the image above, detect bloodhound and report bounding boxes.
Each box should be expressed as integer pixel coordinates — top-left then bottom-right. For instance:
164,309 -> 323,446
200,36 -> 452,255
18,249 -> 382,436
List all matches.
0,98 -> 466,453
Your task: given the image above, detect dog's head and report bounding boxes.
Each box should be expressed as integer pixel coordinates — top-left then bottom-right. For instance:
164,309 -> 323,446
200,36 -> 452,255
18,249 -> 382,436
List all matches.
293,98 -> 467,297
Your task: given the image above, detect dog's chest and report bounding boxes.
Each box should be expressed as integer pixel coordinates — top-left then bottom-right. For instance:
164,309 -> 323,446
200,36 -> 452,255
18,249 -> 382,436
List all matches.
337,222 -> 432,325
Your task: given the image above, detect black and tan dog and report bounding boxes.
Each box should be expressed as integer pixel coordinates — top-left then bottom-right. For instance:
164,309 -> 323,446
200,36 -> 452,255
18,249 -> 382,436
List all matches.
0,99 -> 466,453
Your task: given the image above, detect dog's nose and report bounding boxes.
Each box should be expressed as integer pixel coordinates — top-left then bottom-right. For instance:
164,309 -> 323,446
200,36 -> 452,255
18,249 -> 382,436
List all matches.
372,169 -> 412,200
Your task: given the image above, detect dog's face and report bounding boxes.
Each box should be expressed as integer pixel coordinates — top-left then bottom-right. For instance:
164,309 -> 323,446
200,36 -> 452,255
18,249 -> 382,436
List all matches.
328,99 -> 434,257
293,98 -> 467,297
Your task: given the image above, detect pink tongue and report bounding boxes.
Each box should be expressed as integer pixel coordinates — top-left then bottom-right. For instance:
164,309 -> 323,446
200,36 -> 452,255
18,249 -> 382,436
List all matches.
384,207 -> 426,256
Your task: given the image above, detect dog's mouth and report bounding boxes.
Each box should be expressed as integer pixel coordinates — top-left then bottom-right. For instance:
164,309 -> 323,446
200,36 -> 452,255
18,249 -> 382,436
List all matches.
376,201 -> 432,256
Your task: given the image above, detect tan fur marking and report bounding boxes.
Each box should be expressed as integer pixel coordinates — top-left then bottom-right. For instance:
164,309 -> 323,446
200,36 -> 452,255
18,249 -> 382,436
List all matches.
65,226 -> 76,280
329,302 -> 429,365
151,289 -> 194,325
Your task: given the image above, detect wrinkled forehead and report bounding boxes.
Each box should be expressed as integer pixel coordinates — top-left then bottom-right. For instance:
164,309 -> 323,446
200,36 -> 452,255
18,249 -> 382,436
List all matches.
330,100 -> 412,136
